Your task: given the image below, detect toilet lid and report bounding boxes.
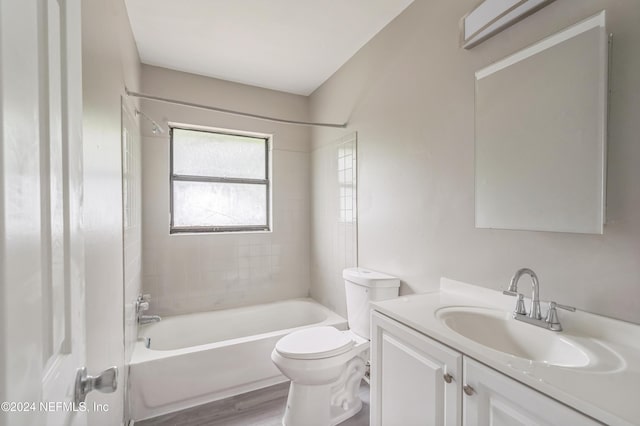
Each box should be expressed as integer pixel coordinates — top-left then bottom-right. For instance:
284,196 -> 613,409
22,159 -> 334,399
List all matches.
275,326 -> 354,360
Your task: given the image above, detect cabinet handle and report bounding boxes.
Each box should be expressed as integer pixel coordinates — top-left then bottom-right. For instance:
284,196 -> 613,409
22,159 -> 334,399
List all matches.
443,373 -> 453,383
463,384 -> 475,396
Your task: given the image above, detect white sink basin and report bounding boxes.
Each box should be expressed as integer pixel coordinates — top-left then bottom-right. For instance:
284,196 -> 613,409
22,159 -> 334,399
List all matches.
436,306 -> 590,367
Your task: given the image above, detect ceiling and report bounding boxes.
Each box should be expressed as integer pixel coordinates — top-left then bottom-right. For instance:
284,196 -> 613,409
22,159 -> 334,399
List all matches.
124,0 -> 415,95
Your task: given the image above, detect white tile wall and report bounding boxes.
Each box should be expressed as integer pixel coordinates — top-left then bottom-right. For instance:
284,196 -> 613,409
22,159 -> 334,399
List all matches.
123,103 -> 142,356
139,65 -> 312,317
310,132 -> 358,317
338,137 -> 358,268
142,139 -> 311,316
122,102 -> 142,421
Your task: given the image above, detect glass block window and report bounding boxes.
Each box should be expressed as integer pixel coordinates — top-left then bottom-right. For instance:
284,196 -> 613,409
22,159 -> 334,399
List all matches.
170,127 -> 271,233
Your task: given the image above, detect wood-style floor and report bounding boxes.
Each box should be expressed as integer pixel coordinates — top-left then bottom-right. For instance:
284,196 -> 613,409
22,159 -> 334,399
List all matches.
136,381 -> 370,426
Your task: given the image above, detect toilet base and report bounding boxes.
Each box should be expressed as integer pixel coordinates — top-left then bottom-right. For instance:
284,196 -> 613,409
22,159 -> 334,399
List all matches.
282,356 -> 366,426
329,397 -> 362,426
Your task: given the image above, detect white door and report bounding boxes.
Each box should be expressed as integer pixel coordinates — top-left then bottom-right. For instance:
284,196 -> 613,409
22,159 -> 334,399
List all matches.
371,312 -> 462,426
462,357 -> 599,426
1,1 -> 97,425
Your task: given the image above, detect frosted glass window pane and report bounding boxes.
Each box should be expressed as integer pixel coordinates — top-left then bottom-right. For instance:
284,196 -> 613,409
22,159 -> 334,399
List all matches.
173,181 -> 267,227
173,128 -> 266,179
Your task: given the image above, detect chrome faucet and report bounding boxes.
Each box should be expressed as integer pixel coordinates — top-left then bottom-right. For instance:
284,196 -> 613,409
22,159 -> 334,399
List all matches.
136,294 -> 161,325
503,268 -> 575,331
506,268 -> 542,320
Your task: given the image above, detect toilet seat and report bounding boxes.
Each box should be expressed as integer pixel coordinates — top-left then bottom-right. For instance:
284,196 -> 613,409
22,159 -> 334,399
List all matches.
275,326 -> 354,360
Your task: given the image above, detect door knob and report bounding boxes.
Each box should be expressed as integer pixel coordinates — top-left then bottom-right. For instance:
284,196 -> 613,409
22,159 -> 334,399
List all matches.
74,366 -> 118,404
463,384 -> 475,396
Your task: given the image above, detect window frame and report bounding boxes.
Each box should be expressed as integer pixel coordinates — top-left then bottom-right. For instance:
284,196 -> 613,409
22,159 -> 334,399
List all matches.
169,125 -> 272,234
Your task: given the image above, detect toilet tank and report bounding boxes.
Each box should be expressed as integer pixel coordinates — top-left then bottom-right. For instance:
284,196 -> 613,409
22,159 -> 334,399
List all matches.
343,268 -> 400,339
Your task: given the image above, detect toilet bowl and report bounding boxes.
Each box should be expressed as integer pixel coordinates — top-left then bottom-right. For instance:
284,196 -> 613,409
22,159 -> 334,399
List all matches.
271,268 -> 400,426
271,327 -> 368,426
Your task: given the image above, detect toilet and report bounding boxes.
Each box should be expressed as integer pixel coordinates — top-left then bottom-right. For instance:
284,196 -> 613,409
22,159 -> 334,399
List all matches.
271,267 -> 400,426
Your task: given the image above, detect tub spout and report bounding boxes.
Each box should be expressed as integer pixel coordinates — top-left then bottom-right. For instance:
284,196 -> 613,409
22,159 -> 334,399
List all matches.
139,315 -> 161,325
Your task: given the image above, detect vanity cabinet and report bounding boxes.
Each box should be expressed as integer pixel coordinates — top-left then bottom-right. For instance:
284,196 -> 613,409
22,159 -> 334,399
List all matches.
371,311 -> 599,426
371,311 -> 462,426
463,357 -> 599,426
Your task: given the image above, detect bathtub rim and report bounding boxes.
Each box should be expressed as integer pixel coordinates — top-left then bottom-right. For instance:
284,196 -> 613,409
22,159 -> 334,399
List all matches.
131,297 -> 347,363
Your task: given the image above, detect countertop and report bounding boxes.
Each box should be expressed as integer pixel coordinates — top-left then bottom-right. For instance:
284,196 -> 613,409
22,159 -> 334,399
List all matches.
371,279 -> 640,426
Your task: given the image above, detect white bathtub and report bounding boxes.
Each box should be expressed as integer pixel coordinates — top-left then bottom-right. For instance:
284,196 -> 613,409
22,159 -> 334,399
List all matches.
129,298 -> 347,420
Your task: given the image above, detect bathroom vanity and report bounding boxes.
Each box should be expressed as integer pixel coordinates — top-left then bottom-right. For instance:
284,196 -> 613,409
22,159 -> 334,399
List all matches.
370,279 -> 640,426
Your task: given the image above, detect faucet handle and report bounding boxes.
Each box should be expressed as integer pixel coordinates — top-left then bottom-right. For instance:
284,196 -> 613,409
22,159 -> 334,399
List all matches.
503,291 -> 527,315
551,301 -> 576,312
545,301 -> 575,332
135,294 -> 151,313
514,293 -> 527,315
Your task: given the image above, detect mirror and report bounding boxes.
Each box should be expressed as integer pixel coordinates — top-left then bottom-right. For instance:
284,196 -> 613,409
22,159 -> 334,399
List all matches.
475,11 -> 607,234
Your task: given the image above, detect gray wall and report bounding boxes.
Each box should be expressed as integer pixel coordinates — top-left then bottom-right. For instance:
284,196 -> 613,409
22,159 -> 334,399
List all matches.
82,0 -> 141,422
309,0 -> 640,324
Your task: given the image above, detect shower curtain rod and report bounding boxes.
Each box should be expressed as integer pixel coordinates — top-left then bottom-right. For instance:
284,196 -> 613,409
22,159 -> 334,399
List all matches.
135,108 -> 165,134
125,88 -> 348,129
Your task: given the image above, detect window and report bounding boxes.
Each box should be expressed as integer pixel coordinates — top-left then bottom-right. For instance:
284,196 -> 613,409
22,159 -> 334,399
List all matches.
170,126 -> 271,233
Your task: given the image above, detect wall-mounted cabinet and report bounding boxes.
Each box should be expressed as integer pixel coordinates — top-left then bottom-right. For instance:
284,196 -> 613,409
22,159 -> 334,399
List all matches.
475,11 -> 608,234
371,312 -> 599,426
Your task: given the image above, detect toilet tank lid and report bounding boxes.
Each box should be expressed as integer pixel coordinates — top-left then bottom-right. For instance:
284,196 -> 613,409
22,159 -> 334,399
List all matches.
343,267 -> 400,288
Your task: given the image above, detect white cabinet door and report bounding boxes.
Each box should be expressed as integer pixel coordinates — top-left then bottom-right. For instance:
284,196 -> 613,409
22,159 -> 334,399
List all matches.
463,358 -> 600,426
371,311 -> 462,426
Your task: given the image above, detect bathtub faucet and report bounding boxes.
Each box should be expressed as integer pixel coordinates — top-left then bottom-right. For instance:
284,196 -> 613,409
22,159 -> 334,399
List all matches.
136,294 -> 161,324
139,314 -> 161,325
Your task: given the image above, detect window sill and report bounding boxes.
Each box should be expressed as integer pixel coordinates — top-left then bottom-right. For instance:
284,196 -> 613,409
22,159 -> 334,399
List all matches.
169,229 -> 273,236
